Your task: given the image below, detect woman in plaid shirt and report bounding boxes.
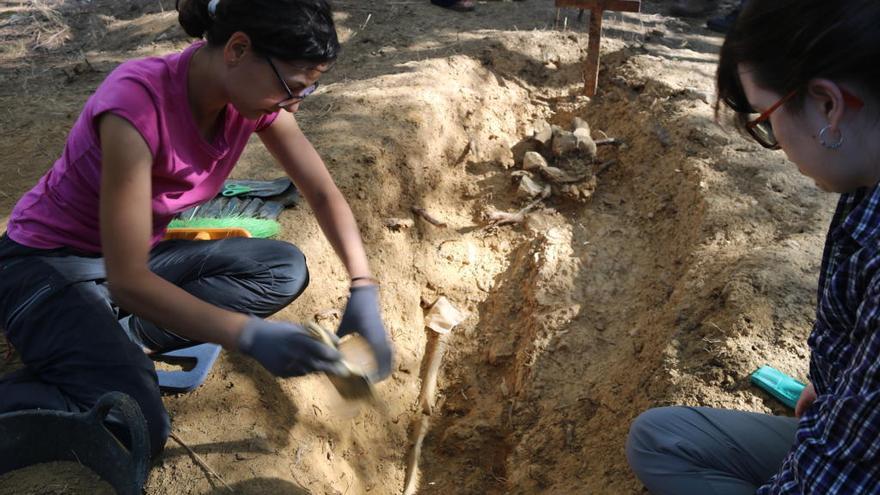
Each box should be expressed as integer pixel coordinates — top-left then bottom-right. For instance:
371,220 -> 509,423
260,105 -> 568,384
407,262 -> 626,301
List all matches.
627,1 -> 880,493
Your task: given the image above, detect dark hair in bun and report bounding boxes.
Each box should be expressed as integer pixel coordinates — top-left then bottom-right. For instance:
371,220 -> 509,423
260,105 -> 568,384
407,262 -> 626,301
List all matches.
176,0 -> 339,64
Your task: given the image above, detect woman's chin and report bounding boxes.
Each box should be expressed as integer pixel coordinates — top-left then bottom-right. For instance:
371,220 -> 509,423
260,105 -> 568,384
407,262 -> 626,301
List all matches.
815,180 -> 860,194
814,181 -> 833,192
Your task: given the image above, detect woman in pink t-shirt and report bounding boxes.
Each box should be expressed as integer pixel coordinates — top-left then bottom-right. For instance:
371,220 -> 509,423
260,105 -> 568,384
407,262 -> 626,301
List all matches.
0,0 -> 391,460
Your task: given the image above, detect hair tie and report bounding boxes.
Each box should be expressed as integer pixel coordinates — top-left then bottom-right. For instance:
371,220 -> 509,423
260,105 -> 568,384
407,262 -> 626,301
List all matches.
207,0 -> 220,18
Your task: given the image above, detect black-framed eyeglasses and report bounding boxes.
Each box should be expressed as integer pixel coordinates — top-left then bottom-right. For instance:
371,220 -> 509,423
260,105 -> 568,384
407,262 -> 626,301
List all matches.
265,56 -> 319,108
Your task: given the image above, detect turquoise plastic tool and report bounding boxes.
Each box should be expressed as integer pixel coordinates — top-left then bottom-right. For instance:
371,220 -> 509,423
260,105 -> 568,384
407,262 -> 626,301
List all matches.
221,184 -> 252,197
749,365 -> 806,409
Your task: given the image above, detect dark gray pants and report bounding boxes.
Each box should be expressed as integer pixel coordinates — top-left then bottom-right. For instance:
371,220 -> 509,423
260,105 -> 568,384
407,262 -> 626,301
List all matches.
626,407 -> 799,495
0,235 -> 309,459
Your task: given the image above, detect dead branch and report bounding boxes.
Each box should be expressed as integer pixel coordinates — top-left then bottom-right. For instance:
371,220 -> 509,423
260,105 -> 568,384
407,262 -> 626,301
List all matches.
170,432 -> 234,493
597,159 -> 618,174
411,206 -> 447,227
485,186 -> 551,228
540,166 -> 589,184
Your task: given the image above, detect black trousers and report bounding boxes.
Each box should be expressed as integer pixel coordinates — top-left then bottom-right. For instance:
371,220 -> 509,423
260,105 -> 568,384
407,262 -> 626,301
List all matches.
0,235 -> 309,459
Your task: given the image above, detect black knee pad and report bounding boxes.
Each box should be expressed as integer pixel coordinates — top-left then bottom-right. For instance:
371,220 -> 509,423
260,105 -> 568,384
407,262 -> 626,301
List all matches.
111,366 -> 171,459
103,388 -> 169,460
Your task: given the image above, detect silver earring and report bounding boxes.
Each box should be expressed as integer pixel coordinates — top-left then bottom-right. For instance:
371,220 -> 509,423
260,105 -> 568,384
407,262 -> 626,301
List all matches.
819,125 -> 844,150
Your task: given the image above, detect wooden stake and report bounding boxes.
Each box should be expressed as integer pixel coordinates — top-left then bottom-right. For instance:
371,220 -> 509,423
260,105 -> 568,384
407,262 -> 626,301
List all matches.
554,0 -> 641,96
584,7 -> 603,96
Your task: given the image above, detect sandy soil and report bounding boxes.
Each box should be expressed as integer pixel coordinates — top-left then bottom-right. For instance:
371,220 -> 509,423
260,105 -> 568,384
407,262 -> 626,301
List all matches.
0,461 -> 114,495
0,0 -> 830,494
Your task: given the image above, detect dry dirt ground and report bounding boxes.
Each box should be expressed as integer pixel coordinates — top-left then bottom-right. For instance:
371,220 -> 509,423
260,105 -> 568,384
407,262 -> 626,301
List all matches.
0,1 -> 833,494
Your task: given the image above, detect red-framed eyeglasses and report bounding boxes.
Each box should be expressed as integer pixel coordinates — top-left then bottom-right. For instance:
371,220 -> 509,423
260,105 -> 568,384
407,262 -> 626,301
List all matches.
746,88 -> 864,150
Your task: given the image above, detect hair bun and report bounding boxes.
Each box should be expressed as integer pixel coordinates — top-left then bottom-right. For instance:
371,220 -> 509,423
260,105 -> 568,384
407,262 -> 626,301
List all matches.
177,0 -> 212,39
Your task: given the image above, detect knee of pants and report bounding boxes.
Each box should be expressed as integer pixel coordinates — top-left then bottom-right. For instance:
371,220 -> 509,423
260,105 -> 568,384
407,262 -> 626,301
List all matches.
271,242 -> 310,301
626,407 -> 682,473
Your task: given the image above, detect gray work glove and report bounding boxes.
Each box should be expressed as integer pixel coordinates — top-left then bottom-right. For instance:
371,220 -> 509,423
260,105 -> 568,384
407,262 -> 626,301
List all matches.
238,317 -> 344,377
337,285 -> 394,382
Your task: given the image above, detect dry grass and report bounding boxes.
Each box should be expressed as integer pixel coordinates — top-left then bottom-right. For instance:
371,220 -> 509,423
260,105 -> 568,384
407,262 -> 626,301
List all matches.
30,0 -> 70,50
0,0 -> 70,63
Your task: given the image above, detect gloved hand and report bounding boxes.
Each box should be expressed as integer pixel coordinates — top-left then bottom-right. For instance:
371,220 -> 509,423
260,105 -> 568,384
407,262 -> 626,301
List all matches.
238,316 -> 344,377
337,284 -> 393,381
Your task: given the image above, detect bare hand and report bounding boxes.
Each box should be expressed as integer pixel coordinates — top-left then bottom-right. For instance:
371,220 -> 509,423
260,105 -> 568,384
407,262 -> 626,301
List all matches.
795,382 -> 817,417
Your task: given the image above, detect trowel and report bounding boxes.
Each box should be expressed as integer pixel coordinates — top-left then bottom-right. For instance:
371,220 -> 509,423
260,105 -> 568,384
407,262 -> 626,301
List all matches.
304,322 -> 379,403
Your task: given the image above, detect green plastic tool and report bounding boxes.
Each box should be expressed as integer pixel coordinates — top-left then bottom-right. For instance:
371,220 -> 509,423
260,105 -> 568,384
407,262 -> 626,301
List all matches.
221,184 -> 252,197
750,365 -> 806,409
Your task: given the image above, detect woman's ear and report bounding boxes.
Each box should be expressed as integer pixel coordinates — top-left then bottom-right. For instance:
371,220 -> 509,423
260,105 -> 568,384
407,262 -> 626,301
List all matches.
806,78 -> 847,129
223,31 -> 252,66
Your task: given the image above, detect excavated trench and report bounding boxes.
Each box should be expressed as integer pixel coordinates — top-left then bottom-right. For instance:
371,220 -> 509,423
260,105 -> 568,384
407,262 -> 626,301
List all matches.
405,54 -> 712,494
3,3 -> 821,494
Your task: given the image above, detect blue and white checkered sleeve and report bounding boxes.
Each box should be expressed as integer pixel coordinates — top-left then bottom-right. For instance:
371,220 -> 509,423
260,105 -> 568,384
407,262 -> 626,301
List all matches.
758,281 -> 880,494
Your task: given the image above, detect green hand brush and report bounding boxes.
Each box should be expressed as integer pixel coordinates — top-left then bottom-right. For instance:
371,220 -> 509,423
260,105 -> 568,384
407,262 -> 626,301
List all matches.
168,217 -> 281,239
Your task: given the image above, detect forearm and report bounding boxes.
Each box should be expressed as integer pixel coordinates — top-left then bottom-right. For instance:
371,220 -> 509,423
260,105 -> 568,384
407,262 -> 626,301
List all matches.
309,188 -> 372,281
259,113 -> 374,283
110,269 -> 248,350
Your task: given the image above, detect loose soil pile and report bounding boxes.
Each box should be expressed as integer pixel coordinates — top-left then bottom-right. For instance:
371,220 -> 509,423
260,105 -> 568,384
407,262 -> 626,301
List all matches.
0,462 -> 114,495
0,1 -> 830,494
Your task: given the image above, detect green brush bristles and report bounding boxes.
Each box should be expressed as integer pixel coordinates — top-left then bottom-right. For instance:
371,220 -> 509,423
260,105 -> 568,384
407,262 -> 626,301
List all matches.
168,217 -> 282,239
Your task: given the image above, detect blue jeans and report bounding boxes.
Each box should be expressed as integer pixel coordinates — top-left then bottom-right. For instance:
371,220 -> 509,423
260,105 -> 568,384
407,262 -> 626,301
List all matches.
0,235 -> 308,459
627,407 -> 798,494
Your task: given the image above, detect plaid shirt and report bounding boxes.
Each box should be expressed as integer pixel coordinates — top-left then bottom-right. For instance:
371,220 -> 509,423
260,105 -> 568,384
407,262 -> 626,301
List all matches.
758,185 -> 880,494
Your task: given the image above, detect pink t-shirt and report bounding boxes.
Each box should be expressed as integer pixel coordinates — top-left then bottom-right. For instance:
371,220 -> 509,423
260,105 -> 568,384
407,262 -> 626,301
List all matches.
7,42 -> 278,253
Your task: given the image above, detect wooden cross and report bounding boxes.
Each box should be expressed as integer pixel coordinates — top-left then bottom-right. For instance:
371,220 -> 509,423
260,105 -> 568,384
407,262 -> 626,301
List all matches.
555,0 -> 642,96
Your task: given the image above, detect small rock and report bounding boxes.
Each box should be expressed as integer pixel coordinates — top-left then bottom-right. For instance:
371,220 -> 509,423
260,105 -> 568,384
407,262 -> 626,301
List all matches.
384,217 -> 415,230
484,140 -> 515,169
573,128 -> 597,159
544,61 -> 558,70
551,130 -> 578,157
512,138 -> 540,165
522,151 -> 548,171
653,124 -> 672,147
572,117 -> 590,134
540,166 -> 582,183
581,176 -> 597,196
518,175 -> 545,199
532,119 -> 553,146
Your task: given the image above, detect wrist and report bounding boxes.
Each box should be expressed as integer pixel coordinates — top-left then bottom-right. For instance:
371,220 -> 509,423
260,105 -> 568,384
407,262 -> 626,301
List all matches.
350,275 -> 379,287
233,315 -> 258,352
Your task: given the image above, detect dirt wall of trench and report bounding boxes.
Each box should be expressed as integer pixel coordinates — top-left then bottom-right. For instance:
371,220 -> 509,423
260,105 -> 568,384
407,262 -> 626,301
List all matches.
0,1 -> 831,494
